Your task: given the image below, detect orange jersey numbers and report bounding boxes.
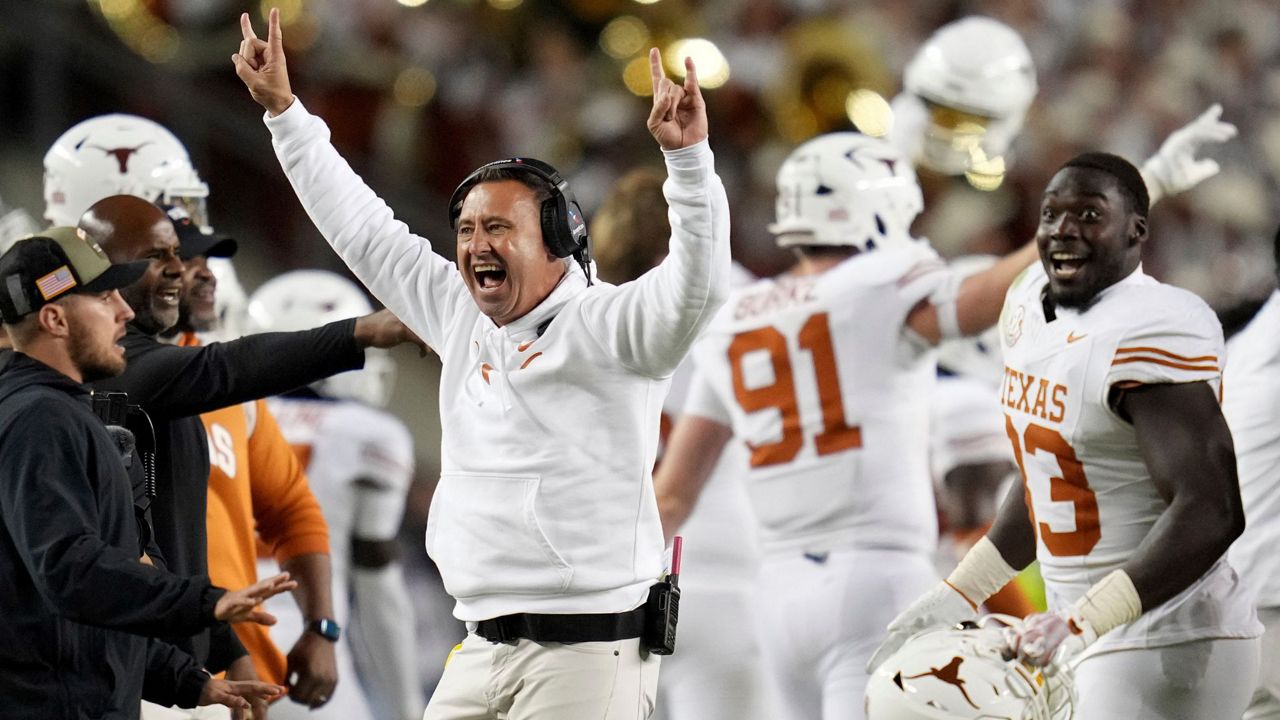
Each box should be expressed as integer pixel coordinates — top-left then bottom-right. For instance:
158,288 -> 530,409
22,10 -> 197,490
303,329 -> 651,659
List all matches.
1005,414 -> 1100,556
728,312 -> 862,468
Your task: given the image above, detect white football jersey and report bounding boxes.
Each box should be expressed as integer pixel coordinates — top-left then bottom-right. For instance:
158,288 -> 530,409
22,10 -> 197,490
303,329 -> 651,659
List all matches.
262,398 -> 414,581
1224,291 -> 1280,608
999,264 -> 1259,651
931,372 -> 1014,482
662,261 -> 760,585
257,396 -> 418,720
684,243 -> 949,554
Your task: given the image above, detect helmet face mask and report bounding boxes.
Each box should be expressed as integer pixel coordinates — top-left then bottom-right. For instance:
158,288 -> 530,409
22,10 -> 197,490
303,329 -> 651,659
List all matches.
769,132 -> 924,252
899,16 -> 1037,176
865,616 -> 1076,720
246,270 -> 395,408
43,114 -> 209,228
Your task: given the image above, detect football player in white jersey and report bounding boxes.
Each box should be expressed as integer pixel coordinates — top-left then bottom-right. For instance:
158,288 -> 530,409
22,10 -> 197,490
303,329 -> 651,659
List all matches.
654,132 -> 1040,720
889,15 -> 1236,201
247,270 -> 426,720
591,168 -> 769,720
872,153 -> 1261,720
1224,227 -> 1280,720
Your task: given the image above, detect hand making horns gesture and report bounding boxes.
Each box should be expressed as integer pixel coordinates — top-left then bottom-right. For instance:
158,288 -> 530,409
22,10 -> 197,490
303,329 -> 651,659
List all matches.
232,8 -> 295,117
647,48 -> 708,151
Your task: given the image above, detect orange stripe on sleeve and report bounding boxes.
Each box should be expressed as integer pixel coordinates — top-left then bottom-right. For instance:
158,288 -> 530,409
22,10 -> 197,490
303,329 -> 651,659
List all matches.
1114,346 -> 1217,364
1110,356 -> 1219,372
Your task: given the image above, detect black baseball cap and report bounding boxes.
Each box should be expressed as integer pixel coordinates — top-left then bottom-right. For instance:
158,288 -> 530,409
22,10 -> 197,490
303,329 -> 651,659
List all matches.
164,205 -> 237,261
0,226 -> 149,324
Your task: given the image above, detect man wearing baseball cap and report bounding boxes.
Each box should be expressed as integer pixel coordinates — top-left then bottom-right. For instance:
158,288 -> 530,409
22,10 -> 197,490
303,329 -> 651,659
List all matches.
0,228 -> 294,719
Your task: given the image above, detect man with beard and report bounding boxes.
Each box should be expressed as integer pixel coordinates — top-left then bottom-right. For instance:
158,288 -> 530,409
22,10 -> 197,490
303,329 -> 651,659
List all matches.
0,227 -> 297,719
868,154 -> 1261,720
164,211 -> 340,711
76,195 -> 424,701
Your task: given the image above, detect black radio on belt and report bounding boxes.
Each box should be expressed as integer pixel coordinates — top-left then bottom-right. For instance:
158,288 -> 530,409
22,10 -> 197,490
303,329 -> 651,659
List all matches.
643,535 -> 682,655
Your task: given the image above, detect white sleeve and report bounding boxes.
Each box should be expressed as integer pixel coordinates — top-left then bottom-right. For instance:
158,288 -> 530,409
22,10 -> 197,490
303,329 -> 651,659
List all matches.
350,566 -> 424,720
1105,292 -> 1224,393
682,363 -> 733,426
579,140 -> 731,378
264,100 -> 470,349
352,420 -> 415,541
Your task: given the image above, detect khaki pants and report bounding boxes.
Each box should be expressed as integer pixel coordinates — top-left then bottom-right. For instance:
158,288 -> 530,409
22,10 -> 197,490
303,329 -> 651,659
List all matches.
140,702 -> 231,719
424,633 -> 659,720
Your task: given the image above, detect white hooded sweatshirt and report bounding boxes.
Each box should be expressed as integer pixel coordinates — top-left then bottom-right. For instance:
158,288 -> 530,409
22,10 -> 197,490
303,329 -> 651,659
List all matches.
265,101 -> 730,621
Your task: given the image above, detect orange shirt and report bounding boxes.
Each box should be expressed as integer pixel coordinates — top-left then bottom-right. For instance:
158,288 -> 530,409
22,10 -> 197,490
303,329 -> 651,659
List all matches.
185,334 -> 330,684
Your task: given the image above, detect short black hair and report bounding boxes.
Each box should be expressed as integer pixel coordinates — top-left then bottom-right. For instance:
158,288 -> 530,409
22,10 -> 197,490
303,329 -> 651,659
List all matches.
1061,152 -> 1149,218
451,167 -> 554,221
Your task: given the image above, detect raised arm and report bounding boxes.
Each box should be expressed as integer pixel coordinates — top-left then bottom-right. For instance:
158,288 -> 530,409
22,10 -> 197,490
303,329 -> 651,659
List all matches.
233,9 -> 465,347
585,49 -> 730,377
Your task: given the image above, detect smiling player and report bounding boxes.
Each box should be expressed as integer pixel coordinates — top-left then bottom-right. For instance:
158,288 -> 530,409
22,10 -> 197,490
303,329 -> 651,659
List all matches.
870,153 -> 1261,720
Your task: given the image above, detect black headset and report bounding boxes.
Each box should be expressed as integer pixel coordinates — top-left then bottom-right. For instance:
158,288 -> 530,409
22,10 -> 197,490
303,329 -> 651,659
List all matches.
448,157 -> 593,284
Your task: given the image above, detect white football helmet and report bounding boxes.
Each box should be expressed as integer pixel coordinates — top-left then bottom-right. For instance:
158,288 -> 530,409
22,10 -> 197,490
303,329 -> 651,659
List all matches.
246,270 -> 395,408
866,616 -> 1075,720
196,258 -> 250,344
769,132 -> 924,251
43,114 -> 209,228
896,16 -> 1037,176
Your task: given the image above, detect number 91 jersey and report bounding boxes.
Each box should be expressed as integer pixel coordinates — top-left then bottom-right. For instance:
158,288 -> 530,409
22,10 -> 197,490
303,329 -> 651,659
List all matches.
999,264 -> 1259,652
684,242 -> 949,555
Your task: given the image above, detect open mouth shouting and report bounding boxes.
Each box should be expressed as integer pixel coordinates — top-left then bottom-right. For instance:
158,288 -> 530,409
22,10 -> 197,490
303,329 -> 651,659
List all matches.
473,261 -> 508,292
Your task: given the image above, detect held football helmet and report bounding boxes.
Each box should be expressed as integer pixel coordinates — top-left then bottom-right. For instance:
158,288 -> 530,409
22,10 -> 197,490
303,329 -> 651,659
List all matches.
895,16 -> 1037,176
43,114 -> 209,228
769,132 -> 924,252
865,615 -> 1076,720
246,270 -> 395,408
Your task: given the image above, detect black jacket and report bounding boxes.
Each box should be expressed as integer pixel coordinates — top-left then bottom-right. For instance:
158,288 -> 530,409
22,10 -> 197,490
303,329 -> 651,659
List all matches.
91,319 -> 364,670
0,353 -> 222,719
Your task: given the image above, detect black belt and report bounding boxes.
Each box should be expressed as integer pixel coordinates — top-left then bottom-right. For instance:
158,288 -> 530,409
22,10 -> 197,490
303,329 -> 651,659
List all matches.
475,607 -> 646,644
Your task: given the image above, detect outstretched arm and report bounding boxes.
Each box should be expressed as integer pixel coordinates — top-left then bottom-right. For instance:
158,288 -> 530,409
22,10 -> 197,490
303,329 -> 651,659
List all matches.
906,243 -> 1038,345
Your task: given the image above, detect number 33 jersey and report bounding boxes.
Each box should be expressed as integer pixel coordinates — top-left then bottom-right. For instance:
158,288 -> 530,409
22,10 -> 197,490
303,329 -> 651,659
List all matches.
999,263 -> 1259,652
684,242 -> 950,555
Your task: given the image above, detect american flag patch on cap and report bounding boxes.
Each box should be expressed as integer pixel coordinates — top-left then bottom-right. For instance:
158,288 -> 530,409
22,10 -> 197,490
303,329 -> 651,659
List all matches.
36,265 -> 76,300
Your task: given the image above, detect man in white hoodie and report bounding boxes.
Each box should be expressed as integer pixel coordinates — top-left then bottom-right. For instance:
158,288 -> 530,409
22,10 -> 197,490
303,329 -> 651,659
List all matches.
233,9 -> 729,719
